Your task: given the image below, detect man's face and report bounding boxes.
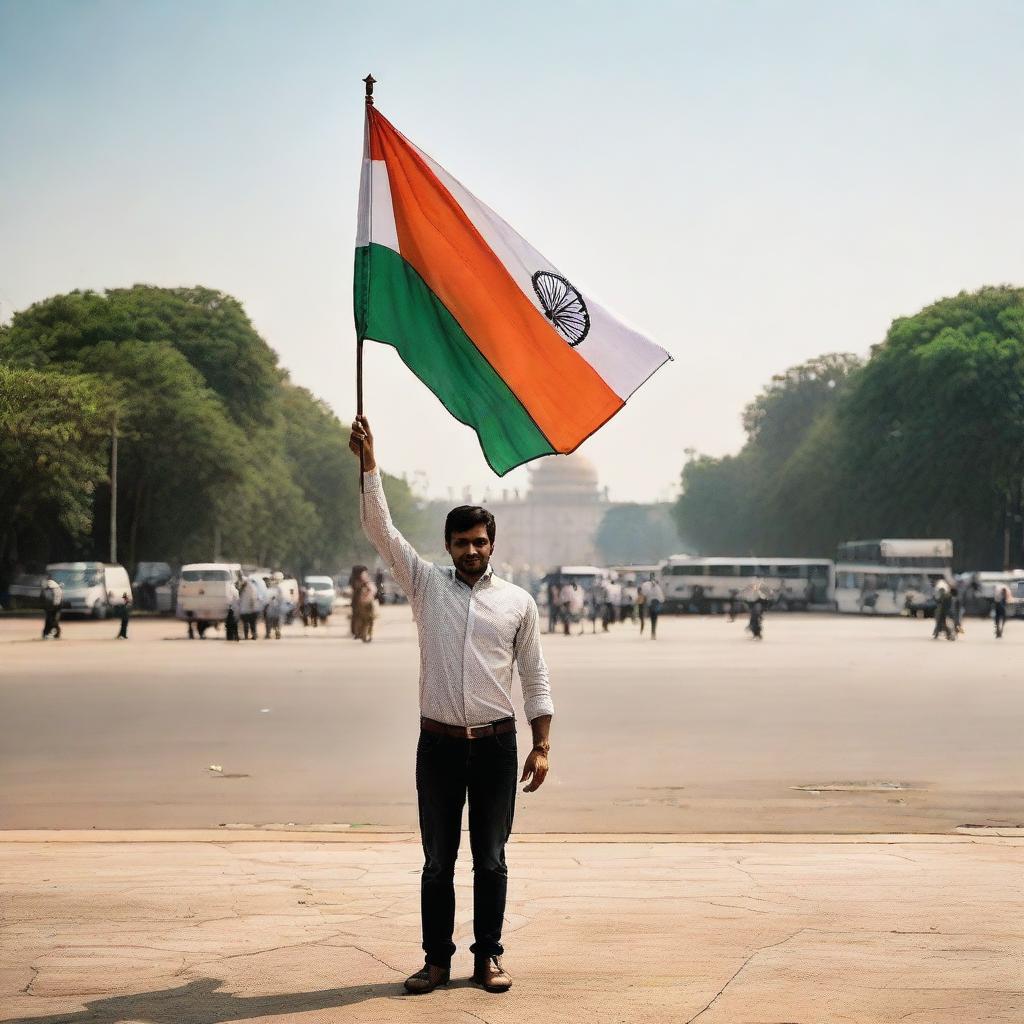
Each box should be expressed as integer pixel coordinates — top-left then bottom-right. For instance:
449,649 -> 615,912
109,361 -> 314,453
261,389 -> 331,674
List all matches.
446,524 -> 493,579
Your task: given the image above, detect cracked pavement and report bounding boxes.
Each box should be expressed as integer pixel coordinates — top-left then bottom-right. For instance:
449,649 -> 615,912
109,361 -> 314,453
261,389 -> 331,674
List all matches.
1,833 -> 1022,1023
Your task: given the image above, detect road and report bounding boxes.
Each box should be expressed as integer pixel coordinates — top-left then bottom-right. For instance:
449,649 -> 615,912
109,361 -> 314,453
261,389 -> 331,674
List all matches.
1,607 -> 1021,833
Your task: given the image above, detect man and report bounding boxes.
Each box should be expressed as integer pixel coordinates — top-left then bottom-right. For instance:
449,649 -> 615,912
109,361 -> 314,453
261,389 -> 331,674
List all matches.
239,577 -> 261,640
603,576 -> 620,631
933,583 -> 953,641
640,574 -> 664,639
994,584 -> 1009,639
115,591 -> 132,639
748,597 -> 764,640
558,579 -> 574,635
350,415 -> 553,995
567,581 -> 586,635
40,577 -> 63,640
351,568 -> 377,643
620,579 -> 638,623
264,593 -> 283,640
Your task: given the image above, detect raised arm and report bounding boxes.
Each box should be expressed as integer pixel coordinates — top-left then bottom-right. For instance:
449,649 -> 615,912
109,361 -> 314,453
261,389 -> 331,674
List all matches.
349,415 -> 430,599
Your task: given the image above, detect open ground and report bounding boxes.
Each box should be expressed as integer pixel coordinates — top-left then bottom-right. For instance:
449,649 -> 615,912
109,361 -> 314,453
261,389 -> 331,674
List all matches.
2,607 -> 1021,834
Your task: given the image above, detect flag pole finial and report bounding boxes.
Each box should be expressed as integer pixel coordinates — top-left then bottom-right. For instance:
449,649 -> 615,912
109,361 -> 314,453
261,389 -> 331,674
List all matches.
363,74 -> 376,106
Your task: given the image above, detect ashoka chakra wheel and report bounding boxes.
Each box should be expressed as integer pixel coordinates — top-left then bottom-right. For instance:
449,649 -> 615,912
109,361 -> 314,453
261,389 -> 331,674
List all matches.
531,271 -> 590,346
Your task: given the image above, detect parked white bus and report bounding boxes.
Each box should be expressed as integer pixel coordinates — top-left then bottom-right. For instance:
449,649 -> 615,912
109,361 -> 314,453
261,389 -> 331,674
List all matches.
834,539 -> 952,615
833,565 -> 948,615
836,539 -> 953,569
659,556 -> 835,612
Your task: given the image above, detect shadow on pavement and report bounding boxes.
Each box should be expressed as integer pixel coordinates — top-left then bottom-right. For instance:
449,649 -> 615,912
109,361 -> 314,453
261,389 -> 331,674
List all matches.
0,975 -> 441,1024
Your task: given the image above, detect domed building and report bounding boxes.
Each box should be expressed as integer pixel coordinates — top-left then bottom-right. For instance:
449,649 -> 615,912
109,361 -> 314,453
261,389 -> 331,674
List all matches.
487,454 -> 609,579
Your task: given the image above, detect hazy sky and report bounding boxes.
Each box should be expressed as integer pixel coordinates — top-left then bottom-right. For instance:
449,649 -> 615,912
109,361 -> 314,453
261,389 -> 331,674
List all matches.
3,0 -> 1024,502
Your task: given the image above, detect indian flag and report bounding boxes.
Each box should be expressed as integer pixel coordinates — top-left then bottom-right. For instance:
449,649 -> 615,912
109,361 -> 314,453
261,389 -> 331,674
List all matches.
354,105 -> 671,476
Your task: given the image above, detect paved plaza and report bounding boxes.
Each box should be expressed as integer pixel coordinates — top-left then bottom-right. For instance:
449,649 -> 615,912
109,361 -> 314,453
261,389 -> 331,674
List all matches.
1,607 -> 1022,833
0,832 -> 1021,1023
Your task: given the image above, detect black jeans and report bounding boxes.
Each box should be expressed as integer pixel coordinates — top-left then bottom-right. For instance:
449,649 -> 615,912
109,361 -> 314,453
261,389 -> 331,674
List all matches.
415,725 -> 518,968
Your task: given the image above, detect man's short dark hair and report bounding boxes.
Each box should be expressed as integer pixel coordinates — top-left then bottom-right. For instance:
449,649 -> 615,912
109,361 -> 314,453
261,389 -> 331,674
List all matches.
445,505 -> 496,545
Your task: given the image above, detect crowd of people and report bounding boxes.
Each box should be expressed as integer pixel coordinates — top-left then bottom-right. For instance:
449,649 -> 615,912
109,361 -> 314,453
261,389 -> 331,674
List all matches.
930,579 -> 1012,640
546,573 -> 665,639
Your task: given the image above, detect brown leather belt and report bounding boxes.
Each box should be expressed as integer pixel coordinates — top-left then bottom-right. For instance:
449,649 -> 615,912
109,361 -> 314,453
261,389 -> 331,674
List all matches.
420,716 -> 516,740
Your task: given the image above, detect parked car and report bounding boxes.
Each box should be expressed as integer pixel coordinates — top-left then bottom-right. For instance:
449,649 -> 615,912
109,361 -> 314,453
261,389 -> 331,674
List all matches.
176,563 -> 242,626
45,562 -> 132,618
5,572 -> 47,610
133,561 -> 173,611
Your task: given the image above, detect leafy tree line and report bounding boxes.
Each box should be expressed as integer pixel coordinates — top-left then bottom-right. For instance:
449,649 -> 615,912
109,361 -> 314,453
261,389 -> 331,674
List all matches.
0,285 -> 426,575
674,287 -> 1024,569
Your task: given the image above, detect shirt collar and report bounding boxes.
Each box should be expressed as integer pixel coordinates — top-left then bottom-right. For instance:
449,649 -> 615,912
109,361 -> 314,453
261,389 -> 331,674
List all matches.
451,563 -> 495,589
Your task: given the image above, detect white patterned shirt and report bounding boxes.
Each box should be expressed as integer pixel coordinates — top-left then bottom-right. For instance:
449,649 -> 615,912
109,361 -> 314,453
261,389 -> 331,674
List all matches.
360,469 -> 554,726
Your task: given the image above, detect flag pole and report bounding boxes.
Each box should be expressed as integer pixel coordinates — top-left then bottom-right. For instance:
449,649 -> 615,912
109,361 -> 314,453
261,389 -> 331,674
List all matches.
358,74 -> 376,489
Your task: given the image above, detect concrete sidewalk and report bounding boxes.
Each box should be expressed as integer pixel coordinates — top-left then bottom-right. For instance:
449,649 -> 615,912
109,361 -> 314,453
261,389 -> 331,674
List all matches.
1,832 -> 1022,1023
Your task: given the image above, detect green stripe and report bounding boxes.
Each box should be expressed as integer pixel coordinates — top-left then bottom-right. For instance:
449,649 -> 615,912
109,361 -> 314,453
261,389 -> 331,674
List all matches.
354,243 -> 555,475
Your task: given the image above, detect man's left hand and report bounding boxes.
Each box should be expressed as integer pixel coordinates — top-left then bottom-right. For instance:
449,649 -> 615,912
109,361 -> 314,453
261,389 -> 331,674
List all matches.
520,749 -> 549,793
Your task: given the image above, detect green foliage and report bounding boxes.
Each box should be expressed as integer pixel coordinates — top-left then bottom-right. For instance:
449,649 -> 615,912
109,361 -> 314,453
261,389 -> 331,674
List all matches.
674,287 -> 1024,568
1,286 -> 281,427
0,285 -> 420,572
675,353 -> 861,555
596,503 -> 684,564
0,365 -> 117,561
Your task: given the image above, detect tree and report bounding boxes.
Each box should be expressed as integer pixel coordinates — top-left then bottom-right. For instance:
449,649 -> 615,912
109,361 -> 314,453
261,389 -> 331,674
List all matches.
674,353 -> 860,554
1,285 -> 430,572
673,287 -> 1024,568
596,503 -> 685,564
0,365 -> 117,566
834,287 -> 1024,567
0,286 -> 281,428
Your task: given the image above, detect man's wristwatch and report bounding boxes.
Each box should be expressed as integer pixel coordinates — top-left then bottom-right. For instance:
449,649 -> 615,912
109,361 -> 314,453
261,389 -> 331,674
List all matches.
532,742 -> 551,755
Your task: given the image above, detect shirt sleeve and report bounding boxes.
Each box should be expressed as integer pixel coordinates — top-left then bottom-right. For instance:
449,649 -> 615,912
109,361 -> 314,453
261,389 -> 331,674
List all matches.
514,596 -> 554,722
359,469 -> 431,600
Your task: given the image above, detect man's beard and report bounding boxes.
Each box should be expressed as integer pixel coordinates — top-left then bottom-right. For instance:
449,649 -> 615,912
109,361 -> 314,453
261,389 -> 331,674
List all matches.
454,552 -> 489,578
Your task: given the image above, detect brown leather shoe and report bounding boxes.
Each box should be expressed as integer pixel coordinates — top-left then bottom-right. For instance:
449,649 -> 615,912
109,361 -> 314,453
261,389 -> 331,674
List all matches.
472,955 -> 512,992
403,964 -> 450,994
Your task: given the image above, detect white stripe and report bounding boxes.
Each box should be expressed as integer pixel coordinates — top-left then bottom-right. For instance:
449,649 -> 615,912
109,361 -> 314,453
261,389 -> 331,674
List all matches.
355,158 -> 400,253
410,144 -> 671,400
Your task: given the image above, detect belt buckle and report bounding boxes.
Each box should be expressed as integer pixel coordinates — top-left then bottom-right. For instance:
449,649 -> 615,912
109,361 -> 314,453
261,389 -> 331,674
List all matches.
462,725 -> 476,739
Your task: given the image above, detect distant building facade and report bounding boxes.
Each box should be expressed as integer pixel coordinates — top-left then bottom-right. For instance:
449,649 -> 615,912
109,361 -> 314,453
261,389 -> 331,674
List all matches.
481,455 -> 609,579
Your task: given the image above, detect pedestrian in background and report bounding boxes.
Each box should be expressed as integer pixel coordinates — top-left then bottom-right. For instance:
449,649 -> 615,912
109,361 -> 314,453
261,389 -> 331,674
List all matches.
40,577 -> 63,640
239,577 -> 261,640
951,585 -> 965,637
265,594 -> 283,639
351,568 -> 377,642
565,581 -> 585,635
640,575 -> 664,638
620,580 -> 638,623
933,582 -> 953,641
225,605 -> 240,642
115,591 -> 131,639
603,576 -> 620,632
302,585 -> 320,628
546,578 -> 560,634
747,598 -> 764,640
994,584 -> 1009,639
558,579 -> 573,635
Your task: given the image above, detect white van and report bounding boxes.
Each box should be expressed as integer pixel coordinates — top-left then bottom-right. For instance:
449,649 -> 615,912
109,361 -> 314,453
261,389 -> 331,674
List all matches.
176,563 -> 241,624
45,562 -> 132,618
